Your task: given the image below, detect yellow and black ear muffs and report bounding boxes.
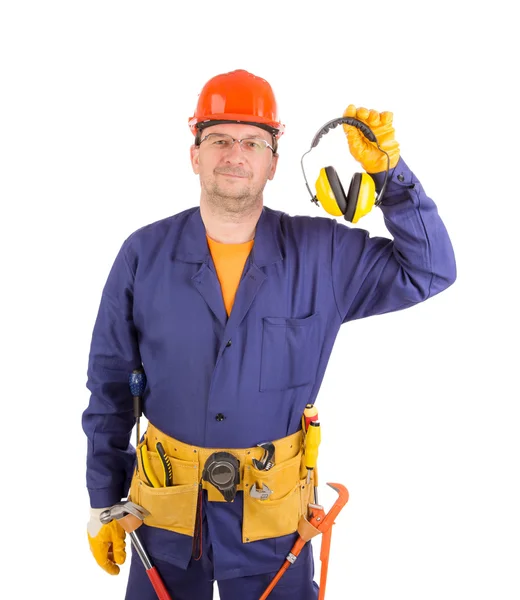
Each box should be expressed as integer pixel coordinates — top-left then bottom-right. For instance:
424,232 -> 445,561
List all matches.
301,117 -> 391,224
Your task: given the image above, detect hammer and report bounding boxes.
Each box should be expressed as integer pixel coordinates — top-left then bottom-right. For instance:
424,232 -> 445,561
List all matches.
100,501 -> 171,600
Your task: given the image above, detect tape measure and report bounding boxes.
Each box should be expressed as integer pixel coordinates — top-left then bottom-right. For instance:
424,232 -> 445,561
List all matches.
202,452 -> 240,502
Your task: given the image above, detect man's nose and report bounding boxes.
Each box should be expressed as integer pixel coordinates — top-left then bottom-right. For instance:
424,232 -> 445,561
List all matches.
223,140 -> 246,160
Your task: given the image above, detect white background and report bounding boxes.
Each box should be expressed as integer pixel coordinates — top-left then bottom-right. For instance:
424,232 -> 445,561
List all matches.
1,1 -> 518,598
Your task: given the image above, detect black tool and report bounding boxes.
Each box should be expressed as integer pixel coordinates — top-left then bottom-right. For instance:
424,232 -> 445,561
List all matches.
202,452 -> 240,502
156,441 -> 173,486
252,442 -> 275,471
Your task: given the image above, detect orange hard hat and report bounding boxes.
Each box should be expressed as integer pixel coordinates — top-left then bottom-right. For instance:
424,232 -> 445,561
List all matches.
188,69 -> 285,138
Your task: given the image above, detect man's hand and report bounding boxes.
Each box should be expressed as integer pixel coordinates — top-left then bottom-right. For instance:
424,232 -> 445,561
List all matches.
342,105 -> 400,173
87,508 -> 126,575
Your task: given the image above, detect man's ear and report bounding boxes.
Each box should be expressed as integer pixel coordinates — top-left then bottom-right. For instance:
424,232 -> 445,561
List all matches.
190,145 -> 200,174
268,153 -> 279,181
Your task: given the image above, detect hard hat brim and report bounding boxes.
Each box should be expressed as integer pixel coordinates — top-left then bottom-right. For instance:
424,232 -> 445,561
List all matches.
189,114 -> 285,138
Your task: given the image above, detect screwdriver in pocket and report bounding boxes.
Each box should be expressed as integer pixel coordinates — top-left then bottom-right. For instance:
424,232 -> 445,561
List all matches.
303,403 -> 318,431
303,404 -> 321,504
129,367 -> 147,448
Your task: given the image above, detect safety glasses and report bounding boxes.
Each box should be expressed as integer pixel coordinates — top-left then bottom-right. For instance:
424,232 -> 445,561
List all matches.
200,133 -> 274,154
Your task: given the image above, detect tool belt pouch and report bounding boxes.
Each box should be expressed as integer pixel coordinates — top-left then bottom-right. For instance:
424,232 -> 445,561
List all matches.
241,447 -> 315,544
128,424 -> 315,543
129,439 -> 200,537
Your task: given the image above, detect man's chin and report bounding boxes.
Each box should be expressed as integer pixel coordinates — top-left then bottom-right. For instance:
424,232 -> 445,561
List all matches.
218,193 -> 251,203
208,188 -> 260,209
214,184 -> 250,200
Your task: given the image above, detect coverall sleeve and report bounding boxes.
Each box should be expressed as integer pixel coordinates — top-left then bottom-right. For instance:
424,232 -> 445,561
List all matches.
82,239 -> 142,508
332,157 -> 456,323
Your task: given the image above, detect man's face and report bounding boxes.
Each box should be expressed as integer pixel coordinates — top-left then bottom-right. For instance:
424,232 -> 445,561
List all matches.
190,123 -> 278,215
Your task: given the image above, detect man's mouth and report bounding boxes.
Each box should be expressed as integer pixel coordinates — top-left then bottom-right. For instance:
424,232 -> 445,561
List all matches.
215,170 -> 249,179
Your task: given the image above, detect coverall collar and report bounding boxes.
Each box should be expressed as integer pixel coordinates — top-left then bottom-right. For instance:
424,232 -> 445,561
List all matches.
172,207 -> 283,267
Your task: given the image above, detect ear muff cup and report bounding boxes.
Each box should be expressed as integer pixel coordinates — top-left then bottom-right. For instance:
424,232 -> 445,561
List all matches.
315,167 -> 375,222
323,166 -> 348,215
345,172 -> 362,223
324,167 -> 362,223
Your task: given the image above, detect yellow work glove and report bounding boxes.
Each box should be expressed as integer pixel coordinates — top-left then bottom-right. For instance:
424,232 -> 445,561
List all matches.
87,507 -> 126,575
342,104 -> 400,173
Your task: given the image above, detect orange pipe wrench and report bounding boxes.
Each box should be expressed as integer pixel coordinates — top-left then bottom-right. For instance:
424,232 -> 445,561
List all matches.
259,482 -> 349,600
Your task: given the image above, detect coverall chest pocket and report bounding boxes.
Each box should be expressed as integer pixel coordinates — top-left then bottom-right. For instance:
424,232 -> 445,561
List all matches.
260,313 -> 320,392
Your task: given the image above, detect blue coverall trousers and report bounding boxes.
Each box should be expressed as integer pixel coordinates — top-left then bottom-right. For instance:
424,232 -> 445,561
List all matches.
125,515 -> 319,600
125,551 -> 319,599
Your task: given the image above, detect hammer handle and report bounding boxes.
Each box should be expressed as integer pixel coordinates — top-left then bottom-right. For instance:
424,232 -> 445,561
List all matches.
147,567 -> 172,600
129,531 -> 172,600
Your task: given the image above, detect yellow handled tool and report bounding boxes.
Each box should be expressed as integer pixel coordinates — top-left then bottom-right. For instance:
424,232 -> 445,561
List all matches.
139,443 -> 161,488
305,421 -> 321,474
302,403 -> 318,431
303,404 -> 321,504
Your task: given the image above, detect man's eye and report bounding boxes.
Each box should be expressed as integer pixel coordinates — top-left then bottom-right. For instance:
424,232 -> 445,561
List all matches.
244,140 -> 262,150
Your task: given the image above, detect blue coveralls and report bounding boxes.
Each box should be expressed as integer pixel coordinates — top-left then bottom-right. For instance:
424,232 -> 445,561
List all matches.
82,158 -> 456,599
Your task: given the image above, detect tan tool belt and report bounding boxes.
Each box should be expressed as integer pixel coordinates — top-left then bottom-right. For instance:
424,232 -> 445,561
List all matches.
129,422 -> 315,543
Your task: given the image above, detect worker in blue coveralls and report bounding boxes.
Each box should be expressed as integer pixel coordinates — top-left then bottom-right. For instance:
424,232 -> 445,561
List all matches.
83,68 -> 456,600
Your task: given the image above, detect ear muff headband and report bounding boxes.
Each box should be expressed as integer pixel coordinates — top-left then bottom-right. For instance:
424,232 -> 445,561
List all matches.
311,117 -> 377,148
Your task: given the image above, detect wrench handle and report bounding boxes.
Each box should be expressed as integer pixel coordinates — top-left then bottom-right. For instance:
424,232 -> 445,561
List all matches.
318,527 -> 333,600
259,536 -> 308,599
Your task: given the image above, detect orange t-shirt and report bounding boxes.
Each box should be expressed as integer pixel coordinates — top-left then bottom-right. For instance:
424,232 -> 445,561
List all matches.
206,235 -> 254,316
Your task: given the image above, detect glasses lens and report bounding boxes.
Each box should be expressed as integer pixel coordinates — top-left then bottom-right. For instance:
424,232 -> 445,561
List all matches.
240,138 -> 269,153
203,134 -> 234,148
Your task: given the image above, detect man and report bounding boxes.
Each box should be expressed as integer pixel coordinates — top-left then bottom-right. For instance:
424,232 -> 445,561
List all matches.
83,69 -> 456,599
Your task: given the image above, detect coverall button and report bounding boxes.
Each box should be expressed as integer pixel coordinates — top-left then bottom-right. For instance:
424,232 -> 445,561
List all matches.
226,340 -> 232,347
397,174 -> 405,182
215,413 -> 225,421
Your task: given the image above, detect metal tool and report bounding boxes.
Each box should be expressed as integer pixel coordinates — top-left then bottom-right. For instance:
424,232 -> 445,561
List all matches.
259,482 -> 349,600
252,442 -> 275,471
100,501 -> 172,600
249,482 -> 273,500
129,368 -> 146,448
